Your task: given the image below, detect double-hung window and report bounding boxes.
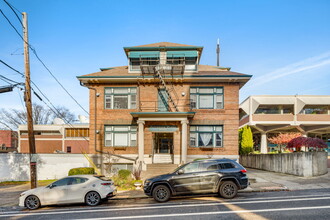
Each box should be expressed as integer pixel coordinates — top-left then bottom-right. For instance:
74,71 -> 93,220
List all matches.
104,125 -> 137,147
105,87 -> 137,109
190,87 -> 224,109
190,125 -> 223,148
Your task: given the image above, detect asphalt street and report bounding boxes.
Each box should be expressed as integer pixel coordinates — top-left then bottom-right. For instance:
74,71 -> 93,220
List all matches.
1,189 -> 330,220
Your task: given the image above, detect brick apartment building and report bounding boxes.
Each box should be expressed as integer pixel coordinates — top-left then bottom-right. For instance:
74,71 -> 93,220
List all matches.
77,42 -> 251,170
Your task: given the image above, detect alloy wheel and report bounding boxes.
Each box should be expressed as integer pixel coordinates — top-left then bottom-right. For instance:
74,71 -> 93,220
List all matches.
219,181 -> 238,199
25,195 -> 40,210
85,191 -> 101,206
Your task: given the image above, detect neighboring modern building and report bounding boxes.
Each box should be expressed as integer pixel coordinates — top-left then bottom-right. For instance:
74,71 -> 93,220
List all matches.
239,95 -> 330,153
77,42 -> 251,170
0,130 -> 17,153
18,123 -> 89,153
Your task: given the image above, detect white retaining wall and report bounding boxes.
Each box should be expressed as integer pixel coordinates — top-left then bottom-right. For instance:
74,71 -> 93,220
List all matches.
0,153 -> 89,181
239,152 -> 328,177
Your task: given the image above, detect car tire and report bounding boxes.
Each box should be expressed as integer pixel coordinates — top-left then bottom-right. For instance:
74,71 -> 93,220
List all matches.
25,195 -> 41,210
152,185 -> 171,202
219,181 -> 238,199
85,191 -> 101,206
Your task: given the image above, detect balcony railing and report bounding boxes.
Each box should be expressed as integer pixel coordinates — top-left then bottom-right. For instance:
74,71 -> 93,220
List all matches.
139,99 -> 192,112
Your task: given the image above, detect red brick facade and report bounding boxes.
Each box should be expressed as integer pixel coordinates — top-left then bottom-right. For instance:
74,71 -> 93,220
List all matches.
0,130 -> 17,148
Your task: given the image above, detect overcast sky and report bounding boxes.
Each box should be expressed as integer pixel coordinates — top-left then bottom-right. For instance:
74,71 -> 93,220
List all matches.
0,0 -> 329,119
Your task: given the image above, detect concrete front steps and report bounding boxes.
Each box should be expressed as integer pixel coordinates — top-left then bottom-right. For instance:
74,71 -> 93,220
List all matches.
153,154 -> 173,164
142,163 -> 179,180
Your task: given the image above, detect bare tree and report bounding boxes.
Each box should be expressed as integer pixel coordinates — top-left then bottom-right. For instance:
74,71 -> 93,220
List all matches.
0,103 -> 76,130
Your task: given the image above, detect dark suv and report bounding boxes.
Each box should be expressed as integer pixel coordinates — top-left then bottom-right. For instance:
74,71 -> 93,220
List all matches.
144,158 -> 248,202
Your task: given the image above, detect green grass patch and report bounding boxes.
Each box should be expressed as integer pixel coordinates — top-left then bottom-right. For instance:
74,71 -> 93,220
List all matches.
0,181 -> 28,186
0,179 -> 57,187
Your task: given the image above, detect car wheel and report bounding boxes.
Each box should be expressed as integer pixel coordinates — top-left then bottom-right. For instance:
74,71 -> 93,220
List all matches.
85,191 -> 101,206
152,185 -> 171,202
25,195 -> 41,210
219,181 -> 238,199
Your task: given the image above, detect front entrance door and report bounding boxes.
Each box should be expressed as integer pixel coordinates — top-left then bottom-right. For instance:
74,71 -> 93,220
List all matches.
153,133 -> 173,163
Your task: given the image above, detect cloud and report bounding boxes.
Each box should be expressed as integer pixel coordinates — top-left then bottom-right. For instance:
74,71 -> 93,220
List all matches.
244,51 -> 330,89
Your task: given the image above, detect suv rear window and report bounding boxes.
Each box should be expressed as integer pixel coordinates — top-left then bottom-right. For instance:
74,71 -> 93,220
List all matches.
219,163 -> 236,169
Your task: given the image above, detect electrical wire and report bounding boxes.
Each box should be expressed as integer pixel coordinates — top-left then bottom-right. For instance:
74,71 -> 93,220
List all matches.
0,62 -> 89,143
0,74 -> 19,84
3,0 -> 23,26
0,7 -> 89,115
0,60 -> 24,76
29,49 -> 89,114
0,5 -> 91,145
0,8 -> 24,41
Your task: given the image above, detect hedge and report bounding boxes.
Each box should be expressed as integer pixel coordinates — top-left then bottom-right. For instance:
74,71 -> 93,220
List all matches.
118,169 -> 131,180
68,167 -> 95,176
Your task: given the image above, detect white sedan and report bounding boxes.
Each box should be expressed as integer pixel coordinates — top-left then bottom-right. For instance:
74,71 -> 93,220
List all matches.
19,175 -> 116,210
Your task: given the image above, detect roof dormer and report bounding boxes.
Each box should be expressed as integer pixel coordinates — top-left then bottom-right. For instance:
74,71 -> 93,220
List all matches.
124,42 -> 203,74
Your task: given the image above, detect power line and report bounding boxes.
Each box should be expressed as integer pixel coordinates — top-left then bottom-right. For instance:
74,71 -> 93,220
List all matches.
0,8 -> 89,115
0,77 -> 12,85
0,60 -> 24,76
0,8 -> 24,41
0,74 -> 20,84
29,49 -> 89,114
3,0 -> 23,26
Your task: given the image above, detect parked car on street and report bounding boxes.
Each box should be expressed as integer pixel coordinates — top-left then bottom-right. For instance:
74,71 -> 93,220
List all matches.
19,175 -> 116,210
144,158 -> 248,202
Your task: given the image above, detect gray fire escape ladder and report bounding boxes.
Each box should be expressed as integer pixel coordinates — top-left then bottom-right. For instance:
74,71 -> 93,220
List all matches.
156,70 -> 179,112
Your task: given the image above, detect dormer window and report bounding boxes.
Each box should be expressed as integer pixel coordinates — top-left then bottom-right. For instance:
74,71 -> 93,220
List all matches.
129,51 -> 160,71
167,51 -> 198,71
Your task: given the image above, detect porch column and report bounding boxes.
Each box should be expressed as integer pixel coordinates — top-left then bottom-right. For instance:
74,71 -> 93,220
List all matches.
181,120 -> 188,163
260,132 -> 268,154
137,120 -> 145,164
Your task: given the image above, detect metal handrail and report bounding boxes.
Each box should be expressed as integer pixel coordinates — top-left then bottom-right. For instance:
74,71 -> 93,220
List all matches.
139,100 -> 191,112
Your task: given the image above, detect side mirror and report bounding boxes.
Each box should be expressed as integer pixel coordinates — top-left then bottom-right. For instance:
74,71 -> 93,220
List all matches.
48,184 -> 55,189
177,169 -> 184,175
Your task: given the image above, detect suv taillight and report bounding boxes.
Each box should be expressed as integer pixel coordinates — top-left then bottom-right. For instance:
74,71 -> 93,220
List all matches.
101,182 -> 111,186
240,169 -> 247,173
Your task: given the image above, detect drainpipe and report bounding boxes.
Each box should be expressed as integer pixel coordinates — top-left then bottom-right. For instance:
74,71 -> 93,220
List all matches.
80,83 -> 102,170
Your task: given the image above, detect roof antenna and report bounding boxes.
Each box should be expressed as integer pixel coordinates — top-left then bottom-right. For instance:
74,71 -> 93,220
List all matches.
216,38 -> 220,67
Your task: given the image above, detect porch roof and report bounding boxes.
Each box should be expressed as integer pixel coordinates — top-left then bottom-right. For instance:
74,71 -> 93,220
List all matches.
130,112 -> 195,119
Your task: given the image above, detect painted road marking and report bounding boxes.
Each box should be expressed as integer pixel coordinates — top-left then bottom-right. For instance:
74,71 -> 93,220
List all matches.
78,205 -> 330,220
3,192 -> 330,215
1,195 -> 330,218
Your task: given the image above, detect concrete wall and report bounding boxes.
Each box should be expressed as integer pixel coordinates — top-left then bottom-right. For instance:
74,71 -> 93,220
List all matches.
239,152 -> 328,177
0,153 -> 89,181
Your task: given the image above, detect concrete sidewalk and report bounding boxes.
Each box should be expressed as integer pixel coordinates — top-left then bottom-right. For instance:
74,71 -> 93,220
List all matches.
1,168 -> 329,208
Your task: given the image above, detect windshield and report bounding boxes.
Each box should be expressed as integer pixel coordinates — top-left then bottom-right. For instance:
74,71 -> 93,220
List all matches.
172,163 -> 187,173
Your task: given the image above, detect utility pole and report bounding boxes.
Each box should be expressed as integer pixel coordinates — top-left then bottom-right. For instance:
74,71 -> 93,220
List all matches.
22,12 -> 37,189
